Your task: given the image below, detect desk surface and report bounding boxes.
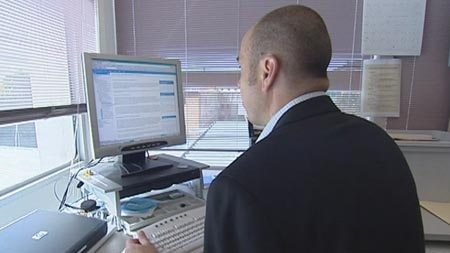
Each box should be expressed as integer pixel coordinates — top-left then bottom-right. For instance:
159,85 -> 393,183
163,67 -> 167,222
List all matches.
94,231 -> 127,253
93,207 -> 450,253
423,207 -> 450,241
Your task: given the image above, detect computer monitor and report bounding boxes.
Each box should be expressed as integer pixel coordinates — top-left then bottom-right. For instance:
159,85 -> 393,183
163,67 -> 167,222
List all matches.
82,53 -> 186,176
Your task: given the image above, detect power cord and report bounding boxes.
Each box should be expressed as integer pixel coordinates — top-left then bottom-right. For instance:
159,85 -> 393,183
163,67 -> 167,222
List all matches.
55,158 -> 104,212
56,167 -> 84,211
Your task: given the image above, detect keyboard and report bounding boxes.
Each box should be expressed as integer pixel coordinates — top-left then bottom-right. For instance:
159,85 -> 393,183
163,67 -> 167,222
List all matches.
136,205 -> 205,253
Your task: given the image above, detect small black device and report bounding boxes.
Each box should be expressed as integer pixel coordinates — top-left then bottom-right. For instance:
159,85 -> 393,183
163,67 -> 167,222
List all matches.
80,199 -> 98,212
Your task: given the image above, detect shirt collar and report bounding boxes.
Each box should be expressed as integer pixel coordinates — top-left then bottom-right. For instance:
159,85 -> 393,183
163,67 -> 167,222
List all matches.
256,91 -> 327,143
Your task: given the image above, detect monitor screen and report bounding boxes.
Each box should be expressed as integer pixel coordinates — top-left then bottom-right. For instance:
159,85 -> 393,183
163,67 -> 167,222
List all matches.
83,53 -> 186,176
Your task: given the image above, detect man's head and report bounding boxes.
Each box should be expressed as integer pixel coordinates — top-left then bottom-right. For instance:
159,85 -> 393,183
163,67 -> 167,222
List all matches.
238,5 -> 332,126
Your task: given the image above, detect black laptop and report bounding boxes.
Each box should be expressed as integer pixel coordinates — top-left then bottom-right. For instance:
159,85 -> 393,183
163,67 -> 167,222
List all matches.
0,209 -> 107,253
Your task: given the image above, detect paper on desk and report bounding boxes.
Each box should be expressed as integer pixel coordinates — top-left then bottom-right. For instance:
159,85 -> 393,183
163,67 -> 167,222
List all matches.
388,133 -> 437,141
420,201 -> 450,225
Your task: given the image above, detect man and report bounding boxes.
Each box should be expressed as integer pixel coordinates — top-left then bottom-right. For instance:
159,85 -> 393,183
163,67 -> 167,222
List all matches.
124,5 -> 425,253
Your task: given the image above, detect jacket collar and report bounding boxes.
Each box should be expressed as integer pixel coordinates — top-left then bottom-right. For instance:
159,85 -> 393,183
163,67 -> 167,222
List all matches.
272,95 -> 341,132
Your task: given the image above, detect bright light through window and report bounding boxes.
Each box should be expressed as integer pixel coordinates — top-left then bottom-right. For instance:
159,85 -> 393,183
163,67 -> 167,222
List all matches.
0,116 -> 75,192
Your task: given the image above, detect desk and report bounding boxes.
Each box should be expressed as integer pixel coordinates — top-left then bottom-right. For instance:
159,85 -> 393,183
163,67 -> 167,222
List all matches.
95,232 -> 450,253
423,207 -> 450,253
93,208 -> 450,252
94,231 -> 127,253
423,207 -> 450,241
90,163 -> 450,252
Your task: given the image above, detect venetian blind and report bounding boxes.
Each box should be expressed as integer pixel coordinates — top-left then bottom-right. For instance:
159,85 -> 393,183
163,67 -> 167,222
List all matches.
0,0 -> 97,118
114,0 -> 364,163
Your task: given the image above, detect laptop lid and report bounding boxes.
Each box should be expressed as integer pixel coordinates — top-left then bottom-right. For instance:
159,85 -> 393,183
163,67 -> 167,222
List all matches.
0,209 -> 107,253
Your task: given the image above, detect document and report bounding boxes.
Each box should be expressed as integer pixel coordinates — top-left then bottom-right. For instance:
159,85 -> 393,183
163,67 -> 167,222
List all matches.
421,201 -> 450,225
361,59 -> 401,117
362,0 -> 427,55
388,133 -> 436,141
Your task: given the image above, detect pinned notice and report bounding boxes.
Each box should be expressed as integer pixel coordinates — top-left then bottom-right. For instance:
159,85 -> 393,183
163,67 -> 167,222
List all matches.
362,0 -> 427,56
361,59 -> 401,117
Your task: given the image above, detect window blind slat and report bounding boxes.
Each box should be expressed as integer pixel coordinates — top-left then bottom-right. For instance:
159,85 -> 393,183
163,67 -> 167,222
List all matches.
0,0 -> 97,112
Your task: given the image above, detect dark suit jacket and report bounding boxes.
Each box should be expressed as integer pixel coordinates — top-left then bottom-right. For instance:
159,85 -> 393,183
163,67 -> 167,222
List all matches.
204,96 -> 424,253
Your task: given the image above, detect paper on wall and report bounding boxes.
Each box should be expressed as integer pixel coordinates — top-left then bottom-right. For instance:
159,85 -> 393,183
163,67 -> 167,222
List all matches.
362,0 -> 427,56
361,59 -> 401,117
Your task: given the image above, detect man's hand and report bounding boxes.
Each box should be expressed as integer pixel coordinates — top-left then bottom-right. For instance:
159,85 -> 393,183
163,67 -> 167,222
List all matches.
122,231 -> 159,253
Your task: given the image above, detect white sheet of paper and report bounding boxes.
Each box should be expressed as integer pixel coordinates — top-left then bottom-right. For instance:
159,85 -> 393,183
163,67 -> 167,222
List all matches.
362,0 -> 427,56
421,201 -> 450,225
361,59 -> 401,117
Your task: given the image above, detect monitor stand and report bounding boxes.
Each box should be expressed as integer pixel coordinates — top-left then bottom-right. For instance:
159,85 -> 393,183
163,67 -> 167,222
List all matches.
119,151 -> 173,177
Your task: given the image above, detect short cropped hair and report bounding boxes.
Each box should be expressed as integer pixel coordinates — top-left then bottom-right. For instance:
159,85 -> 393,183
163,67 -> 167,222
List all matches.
250,5 -> 332,80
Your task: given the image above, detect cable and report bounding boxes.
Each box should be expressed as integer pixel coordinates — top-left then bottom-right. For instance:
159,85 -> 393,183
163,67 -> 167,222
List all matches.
60,105 -> 82,210
56,158 -> 103,212
54,175 -> 84,211
348,0 -> 359,92
405,56 -> 417,130
58,167 -> 83,211
87,157 -> 105,167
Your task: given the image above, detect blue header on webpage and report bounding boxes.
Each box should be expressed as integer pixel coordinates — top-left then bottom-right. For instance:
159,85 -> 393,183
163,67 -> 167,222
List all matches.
159,80 -> 174,85
92,69 -> 176,75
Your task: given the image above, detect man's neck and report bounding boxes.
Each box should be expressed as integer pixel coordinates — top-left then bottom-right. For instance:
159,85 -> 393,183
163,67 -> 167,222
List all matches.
256,91 -> 327,143
268,78 -> 328,119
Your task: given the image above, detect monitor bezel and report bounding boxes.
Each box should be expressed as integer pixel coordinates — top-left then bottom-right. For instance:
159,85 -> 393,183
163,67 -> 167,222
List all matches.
82,52 -> 186,159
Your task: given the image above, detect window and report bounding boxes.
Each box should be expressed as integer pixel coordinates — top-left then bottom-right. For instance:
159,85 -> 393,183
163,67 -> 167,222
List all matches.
0,0 -> 98,194
115,0 -> 364,166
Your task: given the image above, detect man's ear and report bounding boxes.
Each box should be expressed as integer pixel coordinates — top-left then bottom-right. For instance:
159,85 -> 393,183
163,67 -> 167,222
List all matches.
260,55 -> 279,92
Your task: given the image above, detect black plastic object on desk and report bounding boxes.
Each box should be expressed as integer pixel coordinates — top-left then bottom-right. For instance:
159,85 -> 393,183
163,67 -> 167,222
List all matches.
91,154 -> 207,198
120,151 -> 173,178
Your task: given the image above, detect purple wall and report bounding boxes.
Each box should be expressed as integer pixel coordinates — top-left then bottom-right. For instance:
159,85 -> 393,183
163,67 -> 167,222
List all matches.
115,0 -> 450,130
